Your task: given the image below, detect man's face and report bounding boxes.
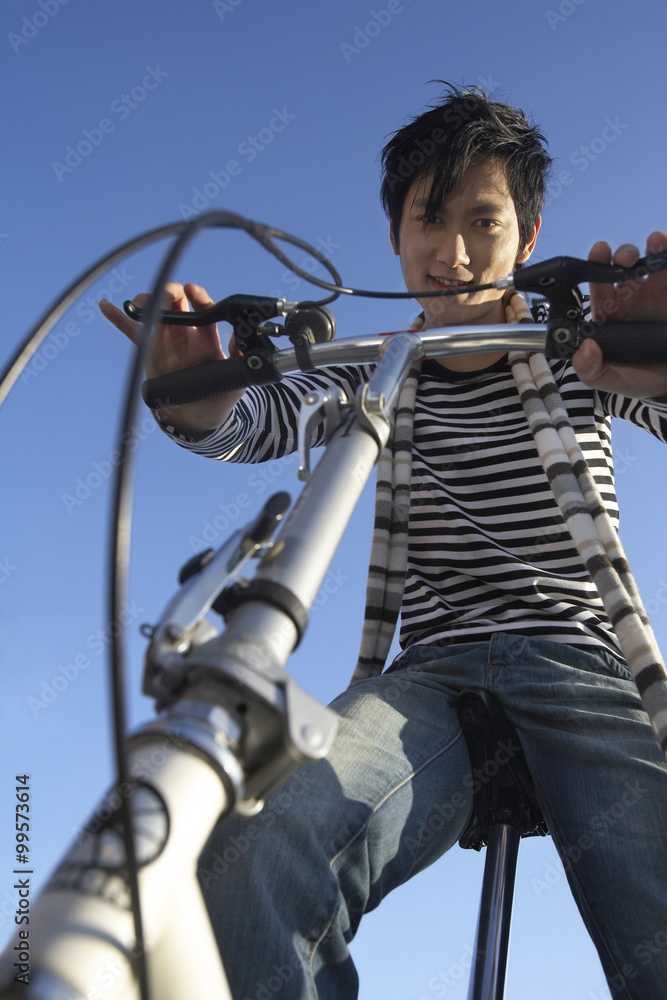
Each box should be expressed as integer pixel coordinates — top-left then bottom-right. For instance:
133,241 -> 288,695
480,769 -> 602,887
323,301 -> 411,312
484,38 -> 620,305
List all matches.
391,158 -> 539,328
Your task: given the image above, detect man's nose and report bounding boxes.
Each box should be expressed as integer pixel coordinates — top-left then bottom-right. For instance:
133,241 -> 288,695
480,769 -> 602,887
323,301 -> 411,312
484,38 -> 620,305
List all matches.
435,231 -> 470,268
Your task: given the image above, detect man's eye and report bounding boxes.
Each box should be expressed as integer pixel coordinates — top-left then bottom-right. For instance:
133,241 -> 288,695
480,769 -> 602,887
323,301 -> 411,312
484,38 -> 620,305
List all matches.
474,218 -> 498,228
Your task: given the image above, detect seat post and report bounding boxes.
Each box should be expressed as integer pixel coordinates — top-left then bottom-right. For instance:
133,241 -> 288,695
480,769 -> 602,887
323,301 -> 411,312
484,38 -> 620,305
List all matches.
467,822 -> 520,1000
457,690 -> 548,1000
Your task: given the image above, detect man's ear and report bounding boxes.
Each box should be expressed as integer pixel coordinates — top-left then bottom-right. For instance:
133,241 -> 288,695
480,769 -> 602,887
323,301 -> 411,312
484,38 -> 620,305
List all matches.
516,215 -> 541,264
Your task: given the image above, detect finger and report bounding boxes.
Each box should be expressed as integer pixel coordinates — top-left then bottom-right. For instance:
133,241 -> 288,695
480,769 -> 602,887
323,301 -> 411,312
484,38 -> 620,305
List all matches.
162,283 -> 188,312
507,291 -> 532,322
587,240 -> 612,264
180,283 -> 223,351
181,282 -> 231,361
647,230 -> 667,253
132,281 -> 190,331
99,298 -> 143,345
119,286 -> 186,330
228,332 -> 243,357
646,230 -> 667,274
611,243 -> 640,268
571,337 -> 604,384
504,299 -> 517,324
645,231 -> 667,286
183,282 -> 215,314
587,242 -> 613,322
132,285 -> 187,322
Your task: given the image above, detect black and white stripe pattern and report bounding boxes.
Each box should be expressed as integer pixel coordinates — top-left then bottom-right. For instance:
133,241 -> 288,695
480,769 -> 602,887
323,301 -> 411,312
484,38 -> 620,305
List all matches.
510,347 -> 667,751
354,366 -> 420,680
164,306 -> 667,749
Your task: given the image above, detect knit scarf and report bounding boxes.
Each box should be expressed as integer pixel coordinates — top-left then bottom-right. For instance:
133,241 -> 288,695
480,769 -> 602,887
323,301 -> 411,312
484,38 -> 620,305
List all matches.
352,294 -> 667,756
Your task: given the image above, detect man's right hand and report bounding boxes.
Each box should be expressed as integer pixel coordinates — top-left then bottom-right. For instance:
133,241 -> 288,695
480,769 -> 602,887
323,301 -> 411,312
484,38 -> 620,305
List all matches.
100,281 -> 245,435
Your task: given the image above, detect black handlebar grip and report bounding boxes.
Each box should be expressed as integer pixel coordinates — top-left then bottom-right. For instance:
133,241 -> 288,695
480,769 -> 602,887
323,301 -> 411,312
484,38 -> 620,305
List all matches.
141,356 -> 281,409
587,321 -> 667,364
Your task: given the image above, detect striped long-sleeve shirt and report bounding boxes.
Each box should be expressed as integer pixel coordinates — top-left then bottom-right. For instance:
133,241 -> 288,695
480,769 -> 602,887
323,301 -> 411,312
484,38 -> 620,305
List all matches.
164,348 -> 667,660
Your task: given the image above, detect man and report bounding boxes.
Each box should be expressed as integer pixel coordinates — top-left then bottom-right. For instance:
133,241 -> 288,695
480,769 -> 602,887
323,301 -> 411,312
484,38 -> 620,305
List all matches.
103,85 -> 667,999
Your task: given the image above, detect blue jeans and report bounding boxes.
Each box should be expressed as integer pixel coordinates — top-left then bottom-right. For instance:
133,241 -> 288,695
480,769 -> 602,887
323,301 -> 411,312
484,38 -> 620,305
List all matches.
198,634 -> 667,999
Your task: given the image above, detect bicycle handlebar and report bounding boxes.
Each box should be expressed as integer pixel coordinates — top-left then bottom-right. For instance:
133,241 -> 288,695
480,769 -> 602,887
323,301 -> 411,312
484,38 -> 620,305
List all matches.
141,320 -> 667,409
582,321 -> 667,363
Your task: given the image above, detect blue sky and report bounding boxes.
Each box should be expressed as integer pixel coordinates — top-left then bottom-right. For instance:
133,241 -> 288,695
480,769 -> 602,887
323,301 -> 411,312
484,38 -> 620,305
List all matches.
1,1 -> 666,997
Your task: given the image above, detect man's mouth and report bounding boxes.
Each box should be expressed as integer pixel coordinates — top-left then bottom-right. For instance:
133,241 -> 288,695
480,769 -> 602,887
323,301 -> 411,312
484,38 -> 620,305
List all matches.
429,276 -> 472,289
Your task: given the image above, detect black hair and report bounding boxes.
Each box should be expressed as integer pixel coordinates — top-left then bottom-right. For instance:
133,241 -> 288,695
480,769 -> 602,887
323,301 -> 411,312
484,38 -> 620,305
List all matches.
380,82 -> 552,254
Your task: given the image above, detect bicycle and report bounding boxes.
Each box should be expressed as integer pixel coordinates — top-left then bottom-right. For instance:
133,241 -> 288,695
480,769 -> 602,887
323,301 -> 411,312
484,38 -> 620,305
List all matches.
1,211 -> 666,999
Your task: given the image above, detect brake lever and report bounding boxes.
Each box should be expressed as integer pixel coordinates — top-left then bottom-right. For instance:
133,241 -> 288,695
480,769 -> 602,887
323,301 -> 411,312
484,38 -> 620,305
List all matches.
123,293 -> 299,328
505,251 -> 667,361
501,251 -> 667,296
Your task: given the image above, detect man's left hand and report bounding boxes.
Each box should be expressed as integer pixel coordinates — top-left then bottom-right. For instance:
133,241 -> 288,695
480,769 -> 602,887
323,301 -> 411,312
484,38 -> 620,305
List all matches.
572,230 -> 667,399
